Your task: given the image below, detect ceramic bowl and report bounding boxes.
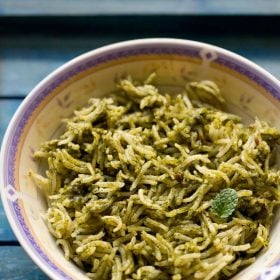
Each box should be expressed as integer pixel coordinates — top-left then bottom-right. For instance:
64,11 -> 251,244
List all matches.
1,38 -> 280,280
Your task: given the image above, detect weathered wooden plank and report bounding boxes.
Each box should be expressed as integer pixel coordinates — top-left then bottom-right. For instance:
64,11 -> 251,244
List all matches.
0,99 -> 22,141
0,246 -> 48,279
0,202 -> 16,242
0,0 -> 279,15
0,35 -> 118,97
0,100 -> 22,241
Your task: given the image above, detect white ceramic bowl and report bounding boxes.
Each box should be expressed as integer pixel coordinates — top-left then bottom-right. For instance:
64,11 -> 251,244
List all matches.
1,38 -> 280,280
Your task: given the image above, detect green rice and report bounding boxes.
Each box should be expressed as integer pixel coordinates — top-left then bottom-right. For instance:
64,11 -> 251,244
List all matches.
30,74 -> 280,280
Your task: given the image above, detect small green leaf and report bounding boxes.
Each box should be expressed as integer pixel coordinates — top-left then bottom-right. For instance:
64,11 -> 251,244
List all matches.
210,188 -> 238,219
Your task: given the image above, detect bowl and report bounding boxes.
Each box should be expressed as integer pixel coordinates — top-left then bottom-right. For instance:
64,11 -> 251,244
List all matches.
1,38 -> 280,280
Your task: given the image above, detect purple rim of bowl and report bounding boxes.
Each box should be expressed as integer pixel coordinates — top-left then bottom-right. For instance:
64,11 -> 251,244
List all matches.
1,38 -> 280,280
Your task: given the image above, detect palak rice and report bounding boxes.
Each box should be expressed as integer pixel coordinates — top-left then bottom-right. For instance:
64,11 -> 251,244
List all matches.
30,74 -> 280,280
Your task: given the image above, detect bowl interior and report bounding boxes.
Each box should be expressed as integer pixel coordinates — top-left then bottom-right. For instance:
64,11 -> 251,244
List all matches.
2,39 -> 280,280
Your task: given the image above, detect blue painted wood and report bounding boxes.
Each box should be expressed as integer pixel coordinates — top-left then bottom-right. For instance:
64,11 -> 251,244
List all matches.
0,36 -> 116,97
0,246 -> 48,279
0,100 -> 22,241
0,100 -> 23,142
0,0 -> 279,15
0,202 -> 16,242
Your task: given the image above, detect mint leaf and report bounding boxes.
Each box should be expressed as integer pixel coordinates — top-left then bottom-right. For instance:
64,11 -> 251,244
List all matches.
211,188 -> 238,219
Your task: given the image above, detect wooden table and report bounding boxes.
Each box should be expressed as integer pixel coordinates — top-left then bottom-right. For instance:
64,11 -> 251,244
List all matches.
1,1 -> 280,279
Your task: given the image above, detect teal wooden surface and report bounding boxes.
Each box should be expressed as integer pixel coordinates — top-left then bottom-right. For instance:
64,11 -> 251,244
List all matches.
0,100 -> 22,140
0,13 -> 280,280
0,246 -> 48,279
0,100 -> 22,241
0,202 -> 16,241
0,0 -> 279,15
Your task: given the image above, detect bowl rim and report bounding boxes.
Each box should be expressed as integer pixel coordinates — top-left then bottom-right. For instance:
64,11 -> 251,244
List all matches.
1,37 -> 280,280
